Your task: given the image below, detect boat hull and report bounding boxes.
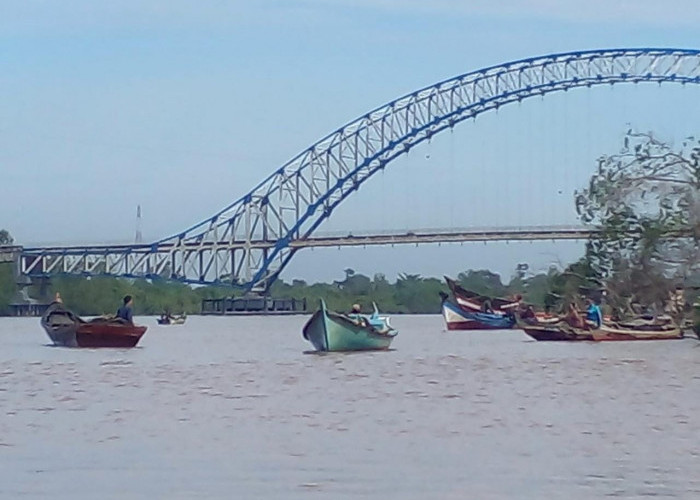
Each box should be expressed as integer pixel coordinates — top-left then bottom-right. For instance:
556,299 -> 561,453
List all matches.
302,302 -> 397,352
46,323 -> 81,347
519,319 -> 681,342
41,303 -> 147,348
444,276 -> 520,313
592,324 -> 682,341
441,300 -> 515,331
520,324 -> 594,341
74,323 -> 147,348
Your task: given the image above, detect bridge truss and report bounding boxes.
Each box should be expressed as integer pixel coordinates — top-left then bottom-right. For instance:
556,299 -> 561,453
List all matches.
21,48 -> 700,291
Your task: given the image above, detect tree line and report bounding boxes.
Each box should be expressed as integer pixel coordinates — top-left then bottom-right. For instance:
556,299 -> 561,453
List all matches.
0,259 -> 573,316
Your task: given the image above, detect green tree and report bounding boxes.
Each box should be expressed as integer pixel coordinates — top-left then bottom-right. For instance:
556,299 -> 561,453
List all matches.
0,229 -> 13,246
575,130 -> 700,314
342,273 -> 372,296
457,269 -> 508,298
0,264 -> 17,314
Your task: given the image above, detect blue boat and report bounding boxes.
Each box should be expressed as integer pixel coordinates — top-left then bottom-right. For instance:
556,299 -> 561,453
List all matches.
441,298 -> 515,330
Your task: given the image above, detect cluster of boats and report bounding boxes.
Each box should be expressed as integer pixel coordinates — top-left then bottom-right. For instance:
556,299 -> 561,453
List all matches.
40,298 -> 399,352
440,276 -> 687,342
39,281 -> 697,351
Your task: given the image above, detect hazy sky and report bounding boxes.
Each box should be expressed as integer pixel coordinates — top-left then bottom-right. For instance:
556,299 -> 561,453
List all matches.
2,1 -> 699,283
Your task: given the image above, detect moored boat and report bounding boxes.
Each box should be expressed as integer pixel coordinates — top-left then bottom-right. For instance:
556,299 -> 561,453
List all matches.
517,319 -> 594,341
517,316 -> 682,342
302,300 -> 397,352
444,276 -> 520,313
441,298 -> 515,330
41,302 -> 147,348
591,322 -> 682,341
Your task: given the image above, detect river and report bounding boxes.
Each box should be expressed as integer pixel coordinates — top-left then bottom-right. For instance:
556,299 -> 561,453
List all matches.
1,315 -> 699,499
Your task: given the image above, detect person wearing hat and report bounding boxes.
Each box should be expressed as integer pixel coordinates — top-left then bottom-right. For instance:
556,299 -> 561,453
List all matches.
116,295 -> 134,325
348,303 -> 368,326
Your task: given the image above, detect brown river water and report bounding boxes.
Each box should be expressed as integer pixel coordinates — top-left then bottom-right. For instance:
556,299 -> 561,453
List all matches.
1,315 -> 699,499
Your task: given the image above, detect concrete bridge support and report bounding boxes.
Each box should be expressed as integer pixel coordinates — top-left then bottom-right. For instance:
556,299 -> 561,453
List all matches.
1,246 -> 51,316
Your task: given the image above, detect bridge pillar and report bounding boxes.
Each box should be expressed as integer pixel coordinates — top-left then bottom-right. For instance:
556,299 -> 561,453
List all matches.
0,245 -> 21,268
9,274 -> 52,317
0,246 -> 52,317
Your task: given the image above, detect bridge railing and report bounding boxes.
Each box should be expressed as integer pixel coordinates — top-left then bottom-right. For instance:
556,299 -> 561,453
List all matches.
18,225 -> 695,287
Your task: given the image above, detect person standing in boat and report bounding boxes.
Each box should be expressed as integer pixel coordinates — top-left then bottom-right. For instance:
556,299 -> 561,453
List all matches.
585,298 -> 603,329
116,295 -> 134,325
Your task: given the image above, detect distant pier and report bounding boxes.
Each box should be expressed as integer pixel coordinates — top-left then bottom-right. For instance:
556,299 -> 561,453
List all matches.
201,296 -> 307,315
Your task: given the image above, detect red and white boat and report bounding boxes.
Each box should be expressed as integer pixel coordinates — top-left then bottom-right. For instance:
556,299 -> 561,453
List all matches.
441,297 -> 516,330
442,277 -> 559,330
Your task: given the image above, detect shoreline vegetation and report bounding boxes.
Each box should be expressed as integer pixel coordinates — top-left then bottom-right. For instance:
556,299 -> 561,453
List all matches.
6,260 -> 693,319
0,264 -> 563,316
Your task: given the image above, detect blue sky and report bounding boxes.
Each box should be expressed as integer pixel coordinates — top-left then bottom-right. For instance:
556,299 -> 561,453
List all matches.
2,1 -> 699,283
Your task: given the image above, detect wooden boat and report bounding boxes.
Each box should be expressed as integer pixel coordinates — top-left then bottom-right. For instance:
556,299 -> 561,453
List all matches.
157,314 -> 187,325
302,300 -> 397,351
517,316 -> 681,342
517,318 -> 594,341
441,298 -> 515,330
41,302 -> 147,348
444,276 -> 519,314
591,322 -> 682,341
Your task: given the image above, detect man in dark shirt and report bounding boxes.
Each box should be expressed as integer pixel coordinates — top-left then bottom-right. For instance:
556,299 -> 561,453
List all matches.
116,295 -> 134,324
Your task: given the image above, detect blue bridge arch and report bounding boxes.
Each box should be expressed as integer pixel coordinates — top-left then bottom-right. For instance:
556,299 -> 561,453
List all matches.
21,48 -> 700,291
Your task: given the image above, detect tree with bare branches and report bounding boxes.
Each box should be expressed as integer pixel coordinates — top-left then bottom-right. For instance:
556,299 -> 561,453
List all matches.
575,130 -> 700,317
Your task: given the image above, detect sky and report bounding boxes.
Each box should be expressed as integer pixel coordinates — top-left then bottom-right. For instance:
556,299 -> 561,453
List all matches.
1,1 -> 699,284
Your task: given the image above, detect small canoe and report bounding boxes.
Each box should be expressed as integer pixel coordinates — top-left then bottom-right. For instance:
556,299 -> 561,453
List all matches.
441,298 -> 515,330
592,323 -> 682,341
518,320 -> 594,341
302,300 -> 397,352
518,317 -> 681,342
157,315 -> 187,325
41,302 -> 147,348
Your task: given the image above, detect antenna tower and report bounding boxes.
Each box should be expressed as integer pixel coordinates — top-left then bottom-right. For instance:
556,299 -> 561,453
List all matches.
135,204 -> 143,243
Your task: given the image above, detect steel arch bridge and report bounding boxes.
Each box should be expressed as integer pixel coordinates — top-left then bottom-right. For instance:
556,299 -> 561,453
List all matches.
20,48 -> 700,291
